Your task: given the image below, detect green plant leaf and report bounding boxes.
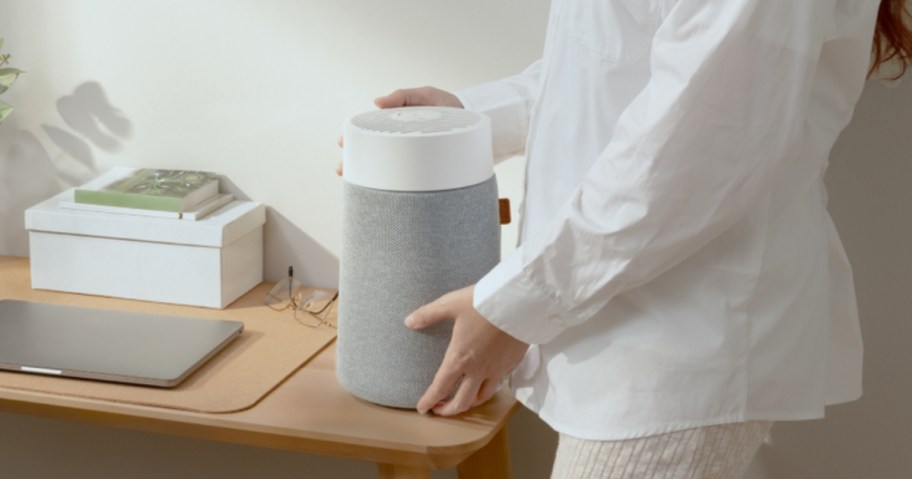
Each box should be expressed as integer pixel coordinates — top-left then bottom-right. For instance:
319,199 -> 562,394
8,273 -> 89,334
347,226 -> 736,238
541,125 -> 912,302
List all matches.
0,67 -> 24,94
0,100 -> 12,123
0,37 -> 4,51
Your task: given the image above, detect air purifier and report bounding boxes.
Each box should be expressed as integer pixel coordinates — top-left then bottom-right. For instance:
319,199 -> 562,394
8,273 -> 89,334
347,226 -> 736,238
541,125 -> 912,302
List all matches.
338,106 -> 500,408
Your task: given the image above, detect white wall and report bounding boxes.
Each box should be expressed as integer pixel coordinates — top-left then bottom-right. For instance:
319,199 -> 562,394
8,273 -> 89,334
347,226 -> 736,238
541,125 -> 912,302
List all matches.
0,0 -> 542,285
0,1 -> 909,478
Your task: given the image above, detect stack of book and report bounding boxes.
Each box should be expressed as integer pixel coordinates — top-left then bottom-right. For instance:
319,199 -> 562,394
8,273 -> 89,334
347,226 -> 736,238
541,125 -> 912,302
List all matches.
63,166 -> 233,220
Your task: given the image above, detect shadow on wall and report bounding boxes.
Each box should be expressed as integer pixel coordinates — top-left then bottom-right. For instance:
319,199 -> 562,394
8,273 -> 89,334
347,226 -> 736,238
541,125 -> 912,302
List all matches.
41,81 -> 131,186
220,177 -> 339,286
50,81 -> 131,157
0,81 -> 131,257
0,130 -> 58,255
745,80 -> 912,479
2,81 -> 337,288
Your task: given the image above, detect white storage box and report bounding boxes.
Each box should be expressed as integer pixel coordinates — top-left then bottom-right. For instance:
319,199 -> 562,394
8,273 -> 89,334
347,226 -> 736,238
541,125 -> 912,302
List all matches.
25,190 -> 265,309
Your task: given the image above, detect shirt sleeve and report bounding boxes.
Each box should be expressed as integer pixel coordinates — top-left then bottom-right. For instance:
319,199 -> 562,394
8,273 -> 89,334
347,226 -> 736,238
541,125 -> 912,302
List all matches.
474,0 -> 836,345
456,60 -> 542,162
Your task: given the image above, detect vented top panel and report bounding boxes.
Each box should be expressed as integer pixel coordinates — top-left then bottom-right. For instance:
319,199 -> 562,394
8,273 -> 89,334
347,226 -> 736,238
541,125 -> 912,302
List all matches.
343,106 -> 493,192
349,107 -> 485,136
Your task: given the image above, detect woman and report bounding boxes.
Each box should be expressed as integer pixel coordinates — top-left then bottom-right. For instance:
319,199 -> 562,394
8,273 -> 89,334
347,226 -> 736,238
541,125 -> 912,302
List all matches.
353,1 -> 912,477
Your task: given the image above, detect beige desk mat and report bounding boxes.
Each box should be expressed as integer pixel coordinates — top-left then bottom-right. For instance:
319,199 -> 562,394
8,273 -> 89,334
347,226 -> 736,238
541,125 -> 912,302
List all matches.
0,257 -> 337,414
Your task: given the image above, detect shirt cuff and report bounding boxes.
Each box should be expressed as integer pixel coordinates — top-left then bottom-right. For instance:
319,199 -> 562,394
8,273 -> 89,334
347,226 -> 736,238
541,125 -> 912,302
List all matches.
473,250 -> 570,345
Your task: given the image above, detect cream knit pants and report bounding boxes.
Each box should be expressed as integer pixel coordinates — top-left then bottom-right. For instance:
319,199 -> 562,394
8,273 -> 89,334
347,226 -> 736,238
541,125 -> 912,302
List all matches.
551,421 -> 773,479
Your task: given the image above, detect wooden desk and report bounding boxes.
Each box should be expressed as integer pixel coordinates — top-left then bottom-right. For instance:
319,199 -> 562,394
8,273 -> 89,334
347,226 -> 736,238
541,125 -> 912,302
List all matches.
0,256 -> 518,478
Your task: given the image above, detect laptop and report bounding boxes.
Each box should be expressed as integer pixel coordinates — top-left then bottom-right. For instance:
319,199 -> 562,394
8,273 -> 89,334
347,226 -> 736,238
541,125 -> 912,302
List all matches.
0,299 -> 244,388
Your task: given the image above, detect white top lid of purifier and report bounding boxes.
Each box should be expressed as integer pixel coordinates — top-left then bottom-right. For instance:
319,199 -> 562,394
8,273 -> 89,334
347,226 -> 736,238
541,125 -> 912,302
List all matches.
342,107 -> 493,192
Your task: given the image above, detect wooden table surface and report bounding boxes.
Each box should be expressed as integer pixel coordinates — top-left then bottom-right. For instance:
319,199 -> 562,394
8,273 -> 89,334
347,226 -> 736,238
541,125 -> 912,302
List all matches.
0,256 -> 519,478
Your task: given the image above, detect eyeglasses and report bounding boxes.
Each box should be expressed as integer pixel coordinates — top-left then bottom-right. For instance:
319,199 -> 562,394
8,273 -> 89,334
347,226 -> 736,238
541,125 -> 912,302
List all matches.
265,266 -> 339,328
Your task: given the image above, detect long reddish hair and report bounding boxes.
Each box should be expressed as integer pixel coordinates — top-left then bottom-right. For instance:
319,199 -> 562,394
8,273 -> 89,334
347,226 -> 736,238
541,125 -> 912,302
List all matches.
870,0 -> 912,78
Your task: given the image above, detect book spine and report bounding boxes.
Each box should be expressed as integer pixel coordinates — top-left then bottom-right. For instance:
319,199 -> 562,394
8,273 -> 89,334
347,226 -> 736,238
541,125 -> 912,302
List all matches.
59,201 -> 182,219
74,189 -> 184,212
61,193 -> 234,221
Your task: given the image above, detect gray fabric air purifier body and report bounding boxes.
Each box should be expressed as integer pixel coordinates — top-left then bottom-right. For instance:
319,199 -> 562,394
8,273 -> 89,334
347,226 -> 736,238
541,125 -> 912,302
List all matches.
338,107 -> 499,408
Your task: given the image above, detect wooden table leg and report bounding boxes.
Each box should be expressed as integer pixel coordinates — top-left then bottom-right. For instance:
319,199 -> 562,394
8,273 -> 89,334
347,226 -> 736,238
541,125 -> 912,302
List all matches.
456,426 -> 512,479
377,463 -> 431,479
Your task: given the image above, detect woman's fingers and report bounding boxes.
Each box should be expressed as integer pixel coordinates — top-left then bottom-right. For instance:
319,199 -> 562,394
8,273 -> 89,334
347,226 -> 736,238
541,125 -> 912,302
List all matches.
416,360 -> 464,414
432,375 -> 485,416
374,87 -> 464,109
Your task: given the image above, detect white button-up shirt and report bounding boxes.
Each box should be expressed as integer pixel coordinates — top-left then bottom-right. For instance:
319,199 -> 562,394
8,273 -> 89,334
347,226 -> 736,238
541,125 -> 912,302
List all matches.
460,0 -> 875,440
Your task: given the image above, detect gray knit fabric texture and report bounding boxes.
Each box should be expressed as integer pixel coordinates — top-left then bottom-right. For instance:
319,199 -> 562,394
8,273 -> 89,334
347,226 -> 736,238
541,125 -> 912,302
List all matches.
338,176 -> 500,408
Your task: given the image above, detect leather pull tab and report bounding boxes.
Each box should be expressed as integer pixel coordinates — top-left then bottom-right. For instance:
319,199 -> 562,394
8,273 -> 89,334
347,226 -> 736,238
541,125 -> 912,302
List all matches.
498,198 -> 511,225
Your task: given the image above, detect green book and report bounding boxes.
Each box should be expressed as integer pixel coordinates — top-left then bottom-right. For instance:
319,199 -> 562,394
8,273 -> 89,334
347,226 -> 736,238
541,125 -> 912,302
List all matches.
74,168 -> 220,212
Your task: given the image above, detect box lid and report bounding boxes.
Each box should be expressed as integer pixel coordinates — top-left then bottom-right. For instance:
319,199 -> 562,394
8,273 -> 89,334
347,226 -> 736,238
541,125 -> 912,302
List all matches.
25,189 -> 265,247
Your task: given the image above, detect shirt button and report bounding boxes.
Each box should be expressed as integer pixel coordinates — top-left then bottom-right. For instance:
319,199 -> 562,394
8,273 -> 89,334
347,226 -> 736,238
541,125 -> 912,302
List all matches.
548,314 -> 565,327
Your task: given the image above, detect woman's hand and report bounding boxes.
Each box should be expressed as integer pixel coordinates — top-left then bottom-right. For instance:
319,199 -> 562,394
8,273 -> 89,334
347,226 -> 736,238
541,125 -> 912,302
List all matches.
405,285 -> 529,416
336,86 -> 464,176
374,86 -> 464,109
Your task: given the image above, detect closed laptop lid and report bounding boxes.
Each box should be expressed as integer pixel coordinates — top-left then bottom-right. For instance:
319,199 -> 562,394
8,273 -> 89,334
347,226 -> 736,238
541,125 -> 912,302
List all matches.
0,300 -> 243,388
